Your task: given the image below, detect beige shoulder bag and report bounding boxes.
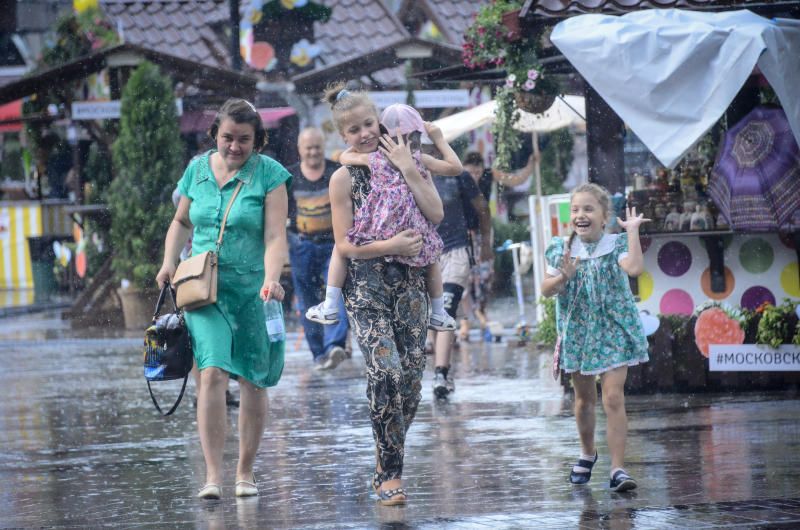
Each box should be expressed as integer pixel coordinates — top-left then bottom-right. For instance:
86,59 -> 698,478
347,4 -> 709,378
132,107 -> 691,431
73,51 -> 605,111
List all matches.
173,181 -> 244,310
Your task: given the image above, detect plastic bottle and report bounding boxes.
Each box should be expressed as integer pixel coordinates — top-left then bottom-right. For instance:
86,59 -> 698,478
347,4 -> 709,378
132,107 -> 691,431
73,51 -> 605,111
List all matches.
263,290 -> 285,343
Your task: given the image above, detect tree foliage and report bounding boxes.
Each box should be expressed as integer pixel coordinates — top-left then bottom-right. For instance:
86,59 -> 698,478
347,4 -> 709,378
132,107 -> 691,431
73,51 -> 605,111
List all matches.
108,62 -> 182,289
539,128 -> 573,195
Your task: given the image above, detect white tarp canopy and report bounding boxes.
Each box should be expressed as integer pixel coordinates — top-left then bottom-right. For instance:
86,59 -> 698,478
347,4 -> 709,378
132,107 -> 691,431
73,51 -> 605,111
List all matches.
433,96 -> 585,142
550,9 -> 800,168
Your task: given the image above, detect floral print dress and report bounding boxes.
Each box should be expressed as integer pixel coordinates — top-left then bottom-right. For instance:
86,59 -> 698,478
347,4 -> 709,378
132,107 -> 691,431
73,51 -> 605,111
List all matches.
545,233 -> 649,375
346,151 -> 442,267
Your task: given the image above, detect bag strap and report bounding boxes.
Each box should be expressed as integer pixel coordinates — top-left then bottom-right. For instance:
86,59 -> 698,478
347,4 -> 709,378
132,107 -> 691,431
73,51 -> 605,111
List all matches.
215,180 -> 244,251
147,375 -> 189,416
152,284 -> 178,321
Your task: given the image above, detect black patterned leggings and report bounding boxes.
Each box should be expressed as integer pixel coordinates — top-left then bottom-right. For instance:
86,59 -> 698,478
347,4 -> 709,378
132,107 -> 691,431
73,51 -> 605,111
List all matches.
343,258 -> 428,483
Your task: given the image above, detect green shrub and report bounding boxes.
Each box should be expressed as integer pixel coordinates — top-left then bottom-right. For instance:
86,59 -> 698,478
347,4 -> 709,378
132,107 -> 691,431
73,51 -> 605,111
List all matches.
107,62 -> 182,289
534,296 -> 557,345
756,299 -> 799,348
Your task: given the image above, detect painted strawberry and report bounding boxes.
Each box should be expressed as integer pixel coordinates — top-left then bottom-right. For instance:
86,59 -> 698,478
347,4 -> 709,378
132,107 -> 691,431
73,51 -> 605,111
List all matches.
694,307 -> 745,358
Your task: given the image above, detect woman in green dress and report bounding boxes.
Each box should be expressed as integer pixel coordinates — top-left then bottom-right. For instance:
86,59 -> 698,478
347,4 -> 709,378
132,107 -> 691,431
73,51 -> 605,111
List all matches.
156,99 -> 291,500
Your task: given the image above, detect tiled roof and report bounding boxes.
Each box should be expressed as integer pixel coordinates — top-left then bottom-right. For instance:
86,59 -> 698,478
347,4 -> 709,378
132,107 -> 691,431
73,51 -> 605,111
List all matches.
521,0 -> 800,17
100,1 -> 415,90
101,1 -> 232,69
399,0 -> 491,46
312,0 -> 409,69
290,0 -> 420,92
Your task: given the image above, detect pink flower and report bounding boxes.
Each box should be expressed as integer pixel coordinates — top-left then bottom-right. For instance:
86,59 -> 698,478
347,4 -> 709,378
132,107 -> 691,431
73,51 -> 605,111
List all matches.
527,69 -> 539,80
505,78 -> 514,88
477,26 -> 486,36
524,79 -> 536,91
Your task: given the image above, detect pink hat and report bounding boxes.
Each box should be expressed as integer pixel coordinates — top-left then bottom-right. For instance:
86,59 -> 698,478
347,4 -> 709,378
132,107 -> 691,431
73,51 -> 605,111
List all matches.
380,104 -> 428,142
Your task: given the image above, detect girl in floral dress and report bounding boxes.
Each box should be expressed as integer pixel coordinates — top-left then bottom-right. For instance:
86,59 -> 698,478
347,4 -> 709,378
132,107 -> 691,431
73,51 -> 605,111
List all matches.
541,183 -> 650,492
306,103 -> 463,331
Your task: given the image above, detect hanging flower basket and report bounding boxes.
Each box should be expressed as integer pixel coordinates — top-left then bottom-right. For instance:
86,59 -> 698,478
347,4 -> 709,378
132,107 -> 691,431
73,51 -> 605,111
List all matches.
500,9 -> 522,41
514,91 -> 556,115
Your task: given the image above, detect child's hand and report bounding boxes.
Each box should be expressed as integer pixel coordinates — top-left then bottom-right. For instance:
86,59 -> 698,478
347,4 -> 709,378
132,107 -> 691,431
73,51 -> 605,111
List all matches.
617,206 -> 651,232
379,133 -> 414,175
559,250 -> 579,280
424,121 -> 444,143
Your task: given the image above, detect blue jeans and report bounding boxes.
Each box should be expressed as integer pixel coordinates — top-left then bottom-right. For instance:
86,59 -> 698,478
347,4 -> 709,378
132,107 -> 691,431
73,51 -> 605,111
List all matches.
288,232 -> 348,362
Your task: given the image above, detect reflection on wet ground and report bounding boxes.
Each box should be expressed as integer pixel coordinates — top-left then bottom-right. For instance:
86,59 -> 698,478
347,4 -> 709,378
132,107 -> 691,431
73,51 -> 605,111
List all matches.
0,311 -> 799,528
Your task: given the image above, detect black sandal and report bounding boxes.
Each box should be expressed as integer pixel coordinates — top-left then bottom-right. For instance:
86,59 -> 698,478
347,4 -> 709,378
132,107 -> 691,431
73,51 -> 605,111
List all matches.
610,469 -> 637,492
569,452 -> 598,485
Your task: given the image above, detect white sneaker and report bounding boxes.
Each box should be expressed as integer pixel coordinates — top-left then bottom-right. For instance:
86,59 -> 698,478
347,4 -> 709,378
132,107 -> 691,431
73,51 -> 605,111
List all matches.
428,311 -> 457,331
432,372 -> 448,398
322,346 -> 346,370
306,302 -> 339,325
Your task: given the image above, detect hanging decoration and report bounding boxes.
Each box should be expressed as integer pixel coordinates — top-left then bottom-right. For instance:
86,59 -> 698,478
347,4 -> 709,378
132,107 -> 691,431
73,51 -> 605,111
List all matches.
73,0 -> 98,13
240,0 -> 265,66
290,39 -> 321,68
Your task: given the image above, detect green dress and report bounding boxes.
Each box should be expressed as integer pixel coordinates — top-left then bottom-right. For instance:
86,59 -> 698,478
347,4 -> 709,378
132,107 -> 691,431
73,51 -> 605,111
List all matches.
545,233 -> 649,375
177,150 -> 291,388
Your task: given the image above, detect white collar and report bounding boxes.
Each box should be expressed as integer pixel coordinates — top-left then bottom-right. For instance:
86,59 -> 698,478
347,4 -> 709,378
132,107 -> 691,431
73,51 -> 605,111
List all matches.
570,233 -> 617,259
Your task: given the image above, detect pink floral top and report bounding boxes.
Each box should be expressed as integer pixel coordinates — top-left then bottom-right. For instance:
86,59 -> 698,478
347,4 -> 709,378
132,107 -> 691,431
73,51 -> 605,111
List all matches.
346,151 -> 443,267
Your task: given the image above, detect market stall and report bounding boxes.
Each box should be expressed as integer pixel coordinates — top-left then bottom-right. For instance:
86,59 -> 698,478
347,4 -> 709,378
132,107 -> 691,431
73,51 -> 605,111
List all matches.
531,7 -> 800,387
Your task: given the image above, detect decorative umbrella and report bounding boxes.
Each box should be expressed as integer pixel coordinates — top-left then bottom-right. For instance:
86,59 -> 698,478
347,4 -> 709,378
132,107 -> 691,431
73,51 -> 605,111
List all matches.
708,106 -> 800,231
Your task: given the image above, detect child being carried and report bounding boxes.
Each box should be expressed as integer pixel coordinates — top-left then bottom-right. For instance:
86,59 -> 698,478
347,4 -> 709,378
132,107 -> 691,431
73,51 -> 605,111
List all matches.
306,103 -> 462,331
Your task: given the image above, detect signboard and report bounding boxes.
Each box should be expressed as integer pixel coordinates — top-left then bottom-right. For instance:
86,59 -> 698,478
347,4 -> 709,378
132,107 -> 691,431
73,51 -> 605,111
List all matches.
368,90 -> 470,109
709,344 -> 800,371
72,100 -> 121,120
71,98 -> 183,120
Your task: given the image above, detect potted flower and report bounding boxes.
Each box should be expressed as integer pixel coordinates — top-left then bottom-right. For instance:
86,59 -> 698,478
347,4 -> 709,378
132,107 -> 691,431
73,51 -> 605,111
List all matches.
462,1 -> 561,169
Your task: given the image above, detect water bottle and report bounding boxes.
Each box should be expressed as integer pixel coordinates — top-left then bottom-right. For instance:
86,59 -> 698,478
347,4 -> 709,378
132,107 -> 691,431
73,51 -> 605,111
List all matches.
263,292 -> 285,343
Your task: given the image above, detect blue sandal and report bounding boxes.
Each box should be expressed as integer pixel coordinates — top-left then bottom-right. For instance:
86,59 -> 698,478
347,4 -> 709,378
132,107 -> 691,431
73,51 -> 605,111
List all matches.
610,469 -> 637,492
569,452 -> 598,485
378,487 -> 407,506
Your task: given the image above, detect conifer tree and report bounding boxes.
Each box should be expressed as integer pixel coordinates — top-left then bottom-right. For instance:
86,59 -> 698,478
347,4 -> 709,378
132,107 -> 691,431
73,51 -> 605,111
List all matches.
108,62 -> 182,289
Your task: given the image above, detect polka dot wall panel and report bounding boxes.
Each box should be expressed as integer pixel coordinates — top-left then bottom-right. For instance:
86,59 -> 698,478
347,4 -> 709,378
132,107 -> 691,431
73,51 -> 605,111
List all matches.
636,233 -> 799,316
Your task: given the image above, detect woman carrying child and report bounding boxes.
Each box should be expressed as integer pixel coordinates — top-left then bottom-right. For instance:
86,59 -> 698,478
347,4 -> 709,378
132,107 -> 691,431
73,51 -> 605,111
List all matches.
541,183 -> 650,492
305,103 -> 463,332
323,85 -> 461,505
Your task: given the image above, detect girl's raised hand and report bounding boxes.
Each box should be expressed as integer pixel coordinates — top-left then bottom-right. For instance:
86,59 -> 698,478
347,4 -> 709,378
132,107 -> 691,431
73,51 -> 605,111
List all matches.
617,206 -> 651,232
560,249 -> 579,280
379,133 -> 414,175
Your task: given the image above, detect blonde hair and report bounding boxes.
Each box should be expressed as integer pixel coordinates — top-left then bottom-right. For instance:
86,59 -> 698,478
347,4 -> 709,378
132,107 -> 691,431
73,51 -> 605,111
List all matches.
567,182 -> 612,249
322,82 -> 378,133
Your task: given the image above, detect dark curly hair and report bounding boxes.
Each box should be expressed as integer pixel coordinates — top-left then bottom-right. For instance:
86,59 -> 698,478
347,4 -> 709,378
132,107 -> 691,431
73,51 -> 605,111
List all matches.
208,98 -> 267,149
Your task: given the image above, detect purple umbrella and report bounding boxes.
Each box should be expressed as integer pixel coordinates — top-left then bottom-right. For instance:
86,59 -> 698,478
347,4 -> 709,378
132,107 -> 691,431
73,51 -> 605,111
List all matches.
708,106 -> 800,231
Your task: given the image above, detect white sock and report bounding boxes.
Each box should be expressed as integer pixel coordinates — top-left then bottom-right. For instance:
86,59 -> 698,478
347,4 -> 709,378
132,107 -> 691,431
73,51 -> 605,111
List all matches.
431,296 -> 445,316
573,453 -> 596,473
323,286 -> 341,311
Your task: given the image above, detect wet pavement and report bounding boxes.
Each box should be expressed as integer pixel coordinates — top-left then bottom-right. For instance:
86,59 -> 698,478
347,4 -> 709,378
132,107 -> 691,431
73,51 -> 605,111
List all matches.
1,306 -> 800,529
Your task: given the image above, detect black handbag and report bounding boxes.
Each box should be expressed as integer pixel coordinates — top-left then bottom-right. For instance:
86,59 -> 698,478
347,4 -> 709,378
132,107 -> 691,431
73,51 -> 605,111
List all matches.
143,284 -> 193,416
